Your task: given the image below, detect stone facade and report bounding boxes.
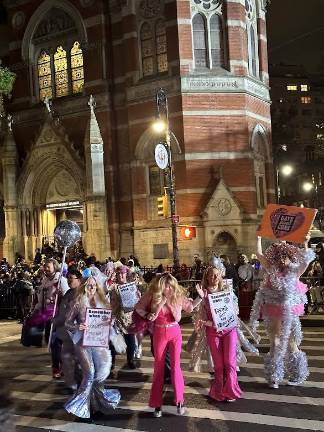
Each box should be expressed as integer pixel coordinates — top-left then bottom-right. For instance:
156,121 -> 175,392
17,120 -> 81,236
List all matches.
0,0 -> 274,264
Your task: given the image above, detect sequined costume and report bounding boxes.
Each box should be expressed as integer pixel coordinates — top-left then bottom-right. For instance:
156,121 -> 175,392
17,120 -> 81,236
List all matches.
64,299 -> 120,418
250,246 -> 315,386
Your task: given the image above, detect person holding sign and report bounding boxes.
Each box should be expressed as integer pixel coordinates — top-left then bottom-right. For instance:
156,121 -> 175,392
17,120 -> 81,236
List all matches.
195,257 -> 242,402
135,273 -> 201,418
250,235 -> 315,389
64,277 -> 121,419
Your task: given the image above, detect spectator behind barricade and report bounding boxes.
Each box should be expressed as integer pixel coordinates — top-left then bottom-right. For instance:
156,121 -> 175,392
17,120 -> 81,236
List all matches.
307,259 -> 324,308
0,379 -> 15,432
220,255 -> 239,293
34,248 -> 42,265
156,264 -> 166,275
191,256 -> 204,280
250,254 -> 263,292
12,272 -> 34,322
315,243 -> 324,269
180,264 -> 190,281
237,254 -> 253,292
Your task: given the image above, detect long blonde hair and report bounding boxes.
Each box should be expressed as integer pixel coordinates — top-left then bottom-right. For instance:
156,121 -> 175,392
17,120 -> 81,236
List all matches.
149,273 -> 186,308
76,277 -> 110,307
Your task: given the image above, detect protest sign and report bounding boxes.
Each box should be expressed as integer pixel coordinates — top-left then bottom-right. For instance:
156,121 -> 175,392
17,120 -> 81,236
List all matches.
208,290 -> 237,332
117,283 -> 138,311
257,204 -> 317,243
83,308 -> 112,348
223,279 -> 233,291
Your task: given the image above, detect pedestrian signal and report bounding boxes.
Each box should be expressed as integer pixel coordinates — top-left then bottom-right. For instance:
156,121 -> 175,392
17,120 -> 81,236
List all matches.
180,226 -> 197,240
157,195 -> 168,218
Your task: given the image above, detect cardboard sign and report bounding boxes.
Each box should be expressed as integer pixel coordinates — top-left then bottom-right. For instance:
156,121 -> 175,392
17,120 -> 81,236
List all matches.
223,279 -> 233,291
257,204 -> 317,243
208,290 -> 237,332
117,283 -> 138,311
83,308 -> 111,347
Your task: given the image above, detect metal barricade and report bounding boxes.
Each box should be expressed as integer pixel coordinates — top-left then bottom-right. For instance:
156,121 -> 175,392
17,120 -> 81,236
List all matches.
0,283 -> 17,318
300,276 -> 324,314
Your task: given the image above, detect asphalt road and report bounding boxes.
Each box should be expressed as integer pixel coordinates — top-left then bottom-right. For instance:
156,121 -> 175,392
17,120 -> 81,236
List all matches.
0,321 -> 324,432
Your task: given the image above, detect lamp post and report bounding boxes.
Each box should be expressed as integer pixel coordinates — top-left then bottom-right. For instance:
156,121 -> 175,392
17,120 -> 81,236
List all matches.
153,88 -> 179,267
276,164 -> 293,202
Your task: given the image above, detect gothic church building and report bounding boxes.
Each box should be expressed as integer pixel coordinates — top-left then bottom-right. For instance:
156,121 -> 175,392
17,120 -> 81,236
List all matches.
0,0 -> 273,264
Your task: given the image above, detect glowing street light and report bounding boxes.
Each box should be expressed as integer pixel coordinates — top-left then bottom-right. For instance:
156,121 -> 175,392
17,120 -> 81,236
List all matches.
302,181 -> 314,192
281,164 -> 293,176
152,119 -> 167,134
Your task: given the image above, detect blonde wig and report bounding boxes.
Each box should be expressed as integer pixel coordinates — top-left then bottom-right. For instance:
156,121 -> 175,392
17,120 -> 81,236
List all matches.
76,276 -> 110,307
149,273 -> 186,309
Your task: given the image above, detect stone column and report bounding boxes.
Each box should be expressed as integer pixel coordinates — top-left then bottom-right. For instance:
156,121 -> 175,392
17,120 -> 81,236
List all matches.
2,119 -> 20,264
83,95 -> 111,260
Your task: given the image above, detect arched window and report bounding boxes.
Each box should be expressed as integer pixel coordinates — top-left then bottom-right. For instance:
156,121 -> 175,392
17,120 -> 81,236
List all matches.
37,41 -> 84,100
140,22 -> 154,77
156,20 -> 168,73
210,14 -> 225,68
71,42 -> 84,94
54,46 -> 68,98
245,0 -> 259,77
38,51 -> 52,100
193,13 -> 208,68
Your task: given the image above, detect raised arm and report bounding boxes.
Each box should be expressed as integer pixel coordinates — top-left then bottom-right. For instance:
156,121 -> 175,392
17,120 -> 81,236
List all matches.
297,234 -> 315,276
256,236 -> 271,272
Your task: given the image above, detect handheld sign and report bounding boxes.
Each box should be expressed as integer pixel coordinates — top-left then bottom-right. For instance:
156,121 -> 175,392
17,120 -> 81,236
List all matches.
208,290 -> 237,332
117,283 -> 138,312
83,308 -> 111,348
257,204 -> 317,243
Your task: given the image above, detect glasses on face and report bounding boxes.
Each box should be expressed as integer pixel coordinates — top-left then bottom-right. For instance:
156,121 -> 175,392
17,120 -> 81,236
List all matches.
68,276 -> 79,280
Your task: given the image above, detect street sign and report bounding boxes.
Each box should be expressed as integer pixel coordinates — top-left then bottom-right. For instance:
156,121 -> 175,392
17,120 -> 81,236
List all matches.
155,143 -> 169,170
172,215 -> 180,224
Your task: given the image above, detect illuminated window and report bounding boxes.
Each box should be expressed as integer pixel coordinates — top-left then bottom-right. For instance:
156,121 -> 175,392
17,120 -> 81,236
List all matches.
193,13 -> 208,68
37,41 -> 84,101
156,20 -> 168,73
301,84 -> 308,92
301,96 -> 311,104
54,46 -> 68,98
149,165 -> 166,195
71,41 -> 84,94
37,51 -> 52,100
210,14 -> 225,68
287,85 -> 297,91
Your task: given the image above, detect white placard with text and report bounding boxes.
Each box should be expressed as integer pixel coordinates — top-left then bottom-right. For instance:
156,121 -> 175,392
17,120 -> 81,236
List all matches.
208,290 -> 237,332
83,308 -> 111,347
117,283 -> 138,311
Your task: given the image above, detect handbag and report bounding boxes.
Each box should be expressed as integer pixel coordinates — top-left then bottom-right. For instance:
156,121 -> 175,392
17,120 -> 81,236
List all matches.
21,316 -> 44,347
128,310 -> 152,334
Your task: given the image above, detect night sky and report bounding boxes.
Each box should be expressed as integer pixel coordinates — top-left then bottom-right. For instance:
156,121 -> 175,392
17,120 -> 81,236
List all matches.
267,0 -> 324,74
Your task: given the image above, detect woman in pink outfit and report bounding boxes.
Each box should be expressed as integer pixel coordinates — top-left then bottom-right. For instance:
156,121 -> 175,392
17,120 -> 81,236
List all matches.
196,258 -> 242,402
135,273 -> 201,418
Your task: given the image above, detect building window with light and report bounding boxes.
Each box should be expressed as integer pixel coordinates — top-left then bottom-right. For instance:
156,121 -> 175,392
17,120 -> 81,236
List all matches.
37,41 -> 84,101
140,20 -> 168,77
300,84 -> 309,92
287,84 -> 297,91
245,0 -> 259,78
149,165 -> 166,195
301,96 -> 311,104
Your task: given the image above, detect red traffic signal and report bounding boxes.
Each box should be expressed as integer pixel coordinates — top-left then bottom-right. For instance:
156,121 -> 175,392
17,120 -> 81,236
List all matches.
180,226 -> 196,240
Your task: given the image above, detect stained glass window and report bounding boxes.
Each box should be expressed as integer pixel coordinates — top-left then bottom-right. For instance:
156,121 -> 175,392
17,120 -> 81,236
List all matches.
141,22 -> 154,76
71,41 -> 84,94
193,14 -> 208,68
249,26 -> 257,77
37,51 -> 52,101
156,20 -> 168,73
54,46 -> 69,97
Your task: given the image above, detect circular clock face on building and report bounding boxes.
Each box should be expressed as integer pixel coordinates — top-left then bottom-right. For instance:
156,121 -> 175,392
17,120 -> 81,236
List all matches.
216,198 -> 232,216
155,143 -> 169,170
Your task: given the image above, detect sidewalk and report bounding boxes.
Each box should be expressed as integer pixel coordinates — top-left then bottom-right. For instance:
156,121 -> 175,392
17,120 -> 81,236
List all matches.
301,314 -> 324,327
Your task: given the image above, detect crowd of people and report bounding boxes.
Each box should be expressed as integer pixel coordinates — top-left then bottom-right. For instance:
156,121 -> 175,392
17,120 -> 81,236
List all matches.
0,236 -> 322,422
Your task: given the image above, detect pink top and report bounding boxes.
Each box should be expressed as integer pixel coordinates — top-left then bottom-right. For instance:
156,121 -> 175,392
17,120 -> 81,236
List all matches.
135,291 -> 194,322
155,306 -> 176,325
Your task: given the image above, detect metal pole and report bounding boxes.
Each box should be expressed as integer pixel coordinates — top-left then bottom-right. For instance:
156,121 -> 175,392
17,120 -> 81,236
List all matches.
156,88 -> 179,267
276,168 -> 280,203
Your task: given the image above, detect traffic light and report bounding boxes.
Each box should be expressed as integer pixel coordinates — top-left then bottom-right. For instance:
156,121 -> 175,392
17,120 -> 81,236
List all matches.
157,194 -> 168,218
180,226 -> 197,240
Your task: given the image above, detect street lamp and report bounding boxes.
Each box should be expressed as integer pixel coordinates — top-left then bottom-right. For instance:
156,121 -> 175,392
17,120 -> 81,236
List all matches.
302,181 -> 314,192
152,88 -> 179,267
276,164 -> 294,202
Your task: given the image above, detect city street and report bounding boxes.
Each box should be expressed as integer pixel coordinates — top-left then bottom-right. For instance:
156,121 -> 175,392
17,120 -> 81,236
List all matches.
1,321 -> 324,432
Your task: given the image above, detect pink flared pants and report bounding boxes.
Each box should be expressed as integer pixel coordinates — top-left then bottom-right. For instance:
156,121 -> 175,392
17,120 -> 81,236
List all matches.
207,327 -> 242,401
149,324 -> 184,408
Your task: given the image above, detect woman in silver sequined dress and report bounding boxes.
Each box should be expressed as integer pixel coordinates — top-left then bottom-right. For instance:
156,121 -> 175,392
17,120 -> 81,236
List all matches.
250,235 -> 315,389
64,277 -> 121,419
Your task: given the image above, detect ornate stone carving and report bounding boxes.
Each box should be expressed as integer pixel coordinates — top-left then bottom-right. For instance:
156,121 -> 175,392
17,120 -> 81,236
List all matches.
138,0 -> 162,19
11,11 -> 25,30
245,0 -> 255,20
216,198 -> 232,216
33,8 -> 76,40
191,0 -> 222,13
